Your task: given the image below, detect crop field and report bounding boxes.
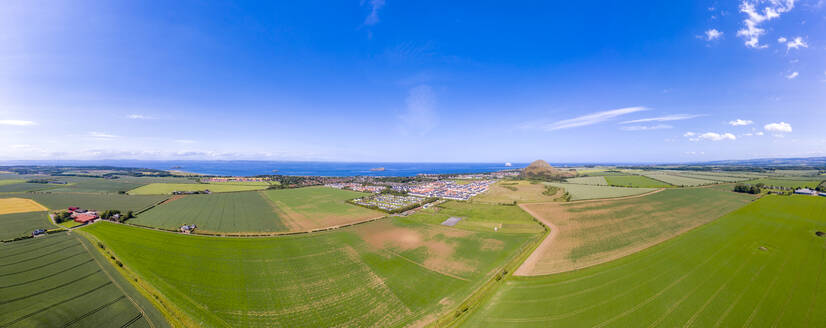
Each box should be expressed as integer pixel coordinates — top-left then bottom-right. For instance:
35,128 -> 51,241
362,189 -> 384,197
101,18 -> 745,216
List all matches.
0,232 -> 169,327
668,172 -> 756,183
474,180 -> 560,204
0,179 -> 25,186
128,183 -> 268,195
407,201 -> 544,234
564,176 -> 607,185
45,176 -> 147,193
547,183 -> 657,201
640,172 -> 716,186
462,195 -> 826,327
518,187 -> 755,275
0,192 -> 167,212
0,197 -> 48,215
604,175 -> 671,188
263,186 -> 382,230
131,191 -> 287,233
749,178 -> 823,189
0,211 -> 55,240
0,182 -> 60,193
202,180 -> 277,186
81,216 -> 541,327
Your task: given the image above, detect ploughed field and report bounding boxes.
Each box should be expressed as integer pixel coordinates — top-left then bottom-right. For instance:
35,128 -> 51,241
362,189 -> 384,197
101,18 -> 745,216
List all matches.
0,232 -> 168,328
81,201 -> 543,327
518,187 -> 755,275
462,195 -> 826,327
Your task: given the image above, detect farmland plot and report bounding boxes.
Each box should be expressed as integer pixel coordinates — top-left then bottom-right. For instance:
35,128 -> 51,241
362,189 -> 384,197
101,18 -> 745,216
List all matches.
517,187 -> 755,275
604,175 -> 671,188
131,191 -> 287,233
547,183 -> 657,201
263,186 -> 383,230
0,211 -> 55,240
0,232 -> 169,328
462,195 -> 826,327
749,178 -> 823,189
640,172 -> 716,186
128,183 -> 267,195
564,176 -> 607,185
0,192 -> 167,212
0,197 -> 48,215
82,216 -> 541,327
474,180 -> 560,204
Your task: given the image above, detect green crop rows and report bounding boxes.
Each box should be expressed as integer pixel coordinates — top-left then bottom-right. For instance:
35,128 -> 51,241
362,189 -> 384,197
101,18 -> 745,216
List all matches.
546,183 -> 657,200
462,195 -> 826,327
131,191 -> 287,233
604,175 -> 672,188
0,192 -> 168,212
0,211 -> 55,240
0,232 -> 168,327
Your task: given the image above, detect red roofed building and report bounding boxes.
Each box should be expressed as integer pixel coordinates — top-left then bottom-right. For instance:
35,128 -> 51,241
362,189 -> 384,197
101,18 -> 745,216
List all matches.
73,213 -> 98,223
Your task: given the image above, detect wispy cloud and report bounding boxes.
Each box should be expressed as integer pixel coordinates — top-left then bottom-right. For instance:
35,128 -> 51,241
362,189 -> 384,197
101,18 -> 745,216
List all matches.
620,124 -> 673,131
175,139 -> 196,144
0,120 -> 37,126
688,132 -> 737,141
786,71 -> 799,79
363,0 -> 386,26
620,114 -> 704,124
127,114 -> 154,120
728,119 -> 753,126
398,85 -> 438,135
88,131 -> 119,140
705,29 -> 723,41
764,122 -> 792,133
737,0 -> 796,48
540,106 -> 648,131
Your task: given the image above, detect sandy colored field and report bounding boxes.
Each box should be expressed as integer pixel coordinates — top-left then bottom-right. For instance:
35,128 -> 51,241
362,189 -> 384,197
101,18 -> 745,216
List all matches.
0,197 -> 48,215
473,180 -> 559,204
515,187 -> 754,275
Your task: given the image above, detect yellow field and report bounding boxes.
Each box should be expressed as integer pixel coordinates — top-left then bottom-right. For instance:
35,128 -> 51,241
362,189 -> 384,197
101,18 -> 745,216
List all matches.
0,197 -> 49,215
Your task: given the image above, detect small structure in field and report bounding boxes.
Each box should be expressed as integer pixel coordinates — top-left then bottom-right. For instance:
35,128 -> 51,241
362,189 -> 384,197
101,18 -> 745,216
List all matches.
441,217 -> 463,227
180,224 -> 197,234
32,229 -> 46,237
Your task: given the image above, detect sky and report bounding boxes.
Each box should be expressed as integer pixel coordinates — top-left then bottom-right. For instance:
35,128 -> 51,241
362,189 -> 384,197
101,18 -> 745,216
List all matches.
1,0 -> 824,163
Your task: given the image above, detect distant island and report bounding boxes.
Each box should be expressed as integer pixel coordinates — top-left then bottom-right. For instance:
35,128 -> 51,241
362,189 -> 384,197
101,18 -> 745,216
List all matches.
370,167 -> 386,171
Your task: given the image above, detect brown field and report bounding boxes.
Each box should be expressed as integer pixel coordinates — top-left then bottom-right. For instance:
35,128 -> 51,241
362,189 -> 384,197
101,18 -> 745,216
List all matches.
514,187 -> 755,275
0,197 -> 48,215
473,180 -> 559,204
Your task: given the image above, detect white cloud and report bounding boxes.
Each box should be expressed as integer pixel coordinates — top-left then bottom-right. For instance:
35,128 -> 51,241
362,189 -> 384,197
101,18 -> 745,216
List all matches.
621,113 -> 703,124
683,132 -> 696,137
88,131 -> 119,139
127,114 -> 154,120
764,122 -> 792,132
786,36 -> 808,50
695,132 -> 737,141
778,36 -> 787,43
0,120 -> 36,126
742,131 -> 765,136
705,29 -> 723,41
620,124 -> 673,131
541,106 -> 648,131
399,85 -> 438,135
737,0 -> 796,48
786,71 -> 799,79
363,0 -> 385,26
729,119 -> 754,126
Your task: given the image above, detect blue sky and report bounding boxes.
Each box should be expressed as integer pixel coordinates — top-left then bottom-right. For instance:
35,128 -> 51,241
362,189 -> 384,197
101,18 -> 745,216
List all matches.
1,0 -> 824,163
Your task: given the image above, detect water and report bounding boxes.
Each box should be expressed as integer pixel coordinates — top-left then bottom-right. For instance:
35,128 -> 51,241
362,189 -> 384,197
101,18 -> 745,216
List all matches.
0,160 -> 527,177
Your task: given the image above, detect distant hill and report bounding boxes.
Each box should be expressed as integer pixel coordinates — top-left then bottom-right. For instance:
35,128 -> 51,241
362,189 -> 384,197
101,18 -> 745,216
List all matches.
521,160 -> 576,180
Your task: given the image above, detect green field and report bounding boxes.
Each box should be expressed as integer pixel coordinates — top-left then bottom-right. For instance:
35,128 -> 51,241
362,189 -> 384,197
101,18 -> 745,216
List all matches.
44,176 -> 147,193
750,178 -> 823,189
0,211 -> 56,240
131,191 -> 287,233
0,192 -> 168,212
547,183 -> 657,201
408,201 -> 544,234
0,179 -> 25,186
263,187 -> 382,230
0,232 -> 169,327
669,172 -> 756,183
640,172 -> 716,187
0,182 -> 61,193
462,195 -> 826,327
564,176 -> 607,185
81,214 -> 541,327
604,175 -> 672,188
128,183 -> 268,195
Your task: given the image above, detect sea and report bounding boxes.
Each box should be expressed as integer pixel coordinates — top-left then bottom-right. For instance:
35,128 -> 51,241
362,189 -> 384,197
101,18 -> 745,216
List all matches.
0,160 -> 529,177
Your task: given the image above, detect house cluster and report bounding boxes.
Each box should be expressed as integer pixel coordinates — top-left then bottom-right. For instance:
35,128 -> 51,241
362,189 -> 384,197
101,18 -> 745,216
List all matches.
325,183 -> 386,193
454,170 -> 520,180
67,207 -> 99,224
352,194 -> 426,212
202,177 -> 271,183
794,188 -> 826,197
407,180 -> 495,200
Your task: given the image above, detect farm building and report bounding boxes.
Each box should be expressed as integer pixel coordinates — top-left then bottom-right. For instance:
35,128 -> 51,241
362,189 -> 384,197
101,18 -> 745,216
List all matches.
794,188 -> 818,195
73,213 -> 98,223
